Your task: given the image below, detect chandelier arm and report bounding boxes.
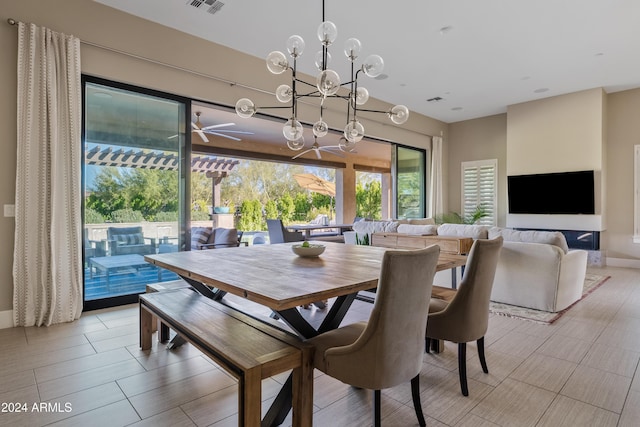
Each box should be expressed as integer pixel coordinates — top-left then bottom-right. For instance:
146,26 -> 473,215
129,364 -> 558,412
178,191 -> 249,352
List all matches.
294,78 -> 319,89
354,108 -> 391,114
254,106 -> 292,110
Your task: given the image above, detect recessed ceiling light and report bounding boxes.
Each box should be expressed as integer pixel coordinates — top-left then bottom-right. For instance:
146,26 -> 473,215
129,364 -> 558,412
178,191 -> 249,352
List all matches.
595,52 -> 604,56
451,107 -> 463,111
534,88 -> 549,93
439,25 -> 453,35
521,76 -> 531,81
400,83 -> 407,87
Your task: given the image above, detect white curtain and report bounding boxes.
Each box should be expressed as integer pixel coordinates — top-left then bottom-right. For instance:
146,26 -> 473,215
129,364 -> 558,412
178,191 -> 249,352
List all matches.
13,23 -> 82,327
429,135 -> 444,218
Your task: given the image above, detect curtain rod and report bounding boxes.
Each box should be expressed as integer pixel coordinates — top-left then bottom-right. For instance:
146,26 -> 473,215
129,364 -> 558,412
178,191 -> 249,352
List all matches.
6,18 -> 436,140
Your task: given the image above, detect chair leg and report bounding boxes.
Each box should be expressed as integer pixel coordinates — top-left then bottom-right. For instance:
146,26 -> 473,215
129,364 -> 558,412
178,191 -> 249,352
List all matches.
411,375 -> 427,427
477,336 -> 489,374
373,389 -> 381,427
458,342 -> 469,396
425,337 -> 431,353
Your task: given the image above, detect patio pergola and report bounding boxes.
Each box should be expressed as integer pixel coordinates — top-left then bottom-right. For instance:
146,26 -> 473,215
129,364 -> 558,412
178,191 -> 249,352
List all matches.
85,145 -> 239,208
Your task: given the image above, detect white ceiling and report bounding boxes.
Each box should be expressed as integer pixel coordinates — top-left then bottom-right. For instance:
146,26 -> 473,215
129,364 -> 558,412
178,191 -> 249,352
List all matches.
94,0 -> 640,123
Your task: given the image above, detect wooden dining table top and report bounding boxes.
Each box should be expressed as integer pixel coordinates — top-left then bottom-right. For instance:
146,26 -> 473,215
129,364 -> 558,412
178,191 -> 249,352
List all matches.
145,242 -> 467,312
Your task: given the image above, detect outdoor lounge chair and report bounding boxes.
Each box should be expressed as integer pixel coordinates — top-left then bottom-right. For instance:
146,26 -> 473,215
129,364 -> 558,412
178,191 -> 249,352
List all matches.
107,226 -> 156,256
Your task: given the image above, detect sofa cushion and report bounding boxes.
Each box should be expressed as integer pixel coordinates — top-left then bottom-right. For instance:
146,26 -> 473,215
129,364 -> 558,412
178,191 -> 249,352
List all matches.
212,227 -> 239,247
437,223 -> 489,239
396,224 -> 438,235
352,220 -> 399,237
488,227 -> 569,253
114,233 -> 144,245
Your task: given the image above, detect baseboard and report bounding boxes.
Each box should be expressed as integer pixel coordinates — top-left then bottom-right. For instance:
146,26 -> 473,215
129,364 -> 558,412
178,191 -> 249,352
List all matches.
606,257 -> 640,269
0,309 -> 14,329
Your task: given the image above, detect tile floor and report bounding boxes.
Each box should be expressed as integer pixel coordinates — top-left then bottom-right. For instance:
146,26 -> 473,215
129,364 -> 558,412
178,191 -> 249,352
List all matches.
0,266 -> 638,426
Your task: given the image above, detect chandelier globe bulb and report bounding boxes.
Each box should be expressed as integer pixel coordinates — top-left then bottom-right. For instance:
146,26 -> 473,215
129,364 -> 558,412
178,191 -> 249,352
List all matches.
389,105 -> 410,124
283,118 -> 304,141
344,38 -> 362,61
317,21 -> 338,46
275,85 -> 293,103
235,98 -> 256,118
286,35 -> 305,58
362,54 -> 384,78
316,69 -> 341,96
266,51 -> 289,74
344,120 -> 365,143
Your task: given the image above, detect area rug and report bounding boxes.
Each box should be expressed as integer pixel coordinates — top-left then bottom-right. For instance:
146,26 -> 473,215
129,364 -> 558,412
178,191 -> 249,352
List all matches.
489,273 -> 610,324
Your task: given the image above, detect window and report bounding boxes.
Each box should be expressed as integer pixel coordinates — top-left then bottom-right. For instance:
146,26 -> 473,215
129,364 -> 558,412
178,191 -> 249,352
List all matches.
461,159 -> 497,225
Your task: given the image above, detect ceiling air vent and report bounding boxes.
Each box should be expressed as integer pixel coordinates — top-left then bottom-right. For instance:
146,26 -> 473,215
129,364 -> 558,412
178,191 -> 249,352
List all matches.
186,0 -> 225,15
427,96 -> 444,102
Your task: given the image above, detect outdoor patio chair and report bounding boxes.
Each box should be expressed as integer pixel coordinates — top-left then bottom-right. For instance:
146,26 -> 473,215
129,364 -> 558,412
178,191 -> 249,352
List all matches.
266,219 -> 304,243
107,226 -> 156,256
191,227 -> 245,250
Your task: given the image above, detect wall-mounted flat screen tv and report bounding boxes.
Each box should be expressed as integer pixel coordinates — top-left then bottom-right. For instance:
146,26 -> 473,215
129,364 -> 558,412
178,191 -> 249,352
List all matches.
508,170 -> 595,215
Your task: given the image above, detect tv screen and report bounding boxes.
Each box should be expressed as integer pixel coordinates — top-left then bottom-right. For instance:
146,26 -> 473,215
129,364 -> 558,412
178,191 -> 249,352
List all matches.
508,170 -> 595,215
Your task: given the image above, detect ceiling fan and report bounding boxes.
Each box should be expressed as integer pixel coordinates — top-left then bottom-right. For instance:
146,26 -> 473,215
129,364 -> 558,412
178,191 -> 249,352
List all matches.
191,111 -> 254,143
292,137 -> 355,160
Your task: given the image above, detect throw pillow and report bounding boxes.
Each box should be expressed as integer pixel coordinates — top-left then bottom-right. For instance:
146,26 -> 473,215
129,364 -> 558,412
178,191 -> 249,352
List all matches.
115,233 -> 144,245
191,227 -> 212,249
213,227 -> 239,247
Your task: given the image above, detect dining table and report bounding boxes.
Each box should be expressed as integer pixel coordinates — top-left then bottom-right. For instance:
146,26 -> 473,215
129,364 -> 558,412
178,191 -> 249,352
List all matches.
286,223 -> 353,239
144,242 -> 466,426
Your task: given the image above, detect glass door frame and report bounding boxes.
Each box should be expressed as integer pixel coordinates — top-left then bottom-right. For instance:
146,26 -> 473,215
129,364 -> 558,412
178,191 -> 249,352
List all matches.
82,75 -> 191,311
392,144 -> 428,219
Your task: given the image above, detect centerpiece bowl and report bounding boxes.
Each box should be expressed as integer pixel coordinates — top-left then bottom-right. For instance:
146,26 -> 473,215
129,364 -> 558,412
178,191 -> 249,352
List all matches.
291,243 -> 326,257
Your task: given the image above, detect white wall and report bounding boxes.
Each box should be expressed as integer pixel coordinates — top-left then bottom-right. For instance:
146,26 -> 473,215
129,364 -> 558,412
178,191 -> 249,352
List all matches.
505,88 -> 606,231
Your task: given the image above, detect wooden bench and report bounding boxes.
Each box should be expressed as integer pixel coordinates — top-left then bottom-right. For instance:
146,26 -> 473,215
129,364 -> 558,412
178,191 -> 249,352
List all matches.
145,280 -> 191,335
139,289 -> 313,427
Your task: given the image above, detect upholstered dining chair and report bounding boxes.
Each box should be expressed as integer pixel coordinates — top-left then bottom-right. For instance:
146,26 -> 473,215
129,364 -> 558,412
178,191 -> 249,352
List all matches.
425,236 -> 503,397
308,245 -> 441,427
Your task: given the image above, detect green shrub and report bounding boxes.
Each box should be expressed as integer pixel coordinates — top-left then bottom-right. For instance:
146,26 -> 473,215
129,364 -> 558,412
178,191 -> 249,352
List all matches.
264,200 -> 278,222
237,199 -> 263,231
155,211 -> 179,222
85,208 -> 105,224
110,208 -> 144,223
191,210 -> 210,221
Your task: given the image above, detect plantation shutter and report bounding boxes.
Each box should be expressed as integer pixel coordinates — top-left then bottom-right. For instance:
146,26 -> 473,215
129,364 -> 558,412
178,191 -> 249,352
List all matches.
461,159 -> 497,225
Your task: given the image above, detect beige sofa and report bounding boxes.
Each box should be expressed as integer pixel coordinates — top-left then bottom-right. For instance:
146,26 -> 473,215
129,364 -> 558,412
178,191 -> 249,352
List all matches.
486,227 -> 588,312
351,221 -> 588,313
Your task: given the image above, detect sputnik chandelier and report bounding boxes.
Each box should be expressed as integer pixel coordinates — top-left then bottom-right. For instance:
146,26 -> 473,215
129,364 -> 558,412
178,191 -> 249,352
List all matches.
234,0 -> 409,153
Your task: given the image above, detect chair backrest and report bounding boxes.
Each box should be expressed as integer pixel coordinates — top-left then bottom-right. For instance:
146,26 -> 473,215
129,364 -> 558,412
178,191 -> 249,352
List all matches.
212,227 -> 240,247
107,226 -> 143,240
437,236 -> 503,342
324,245 -> 440,390
266,219 -> 286,244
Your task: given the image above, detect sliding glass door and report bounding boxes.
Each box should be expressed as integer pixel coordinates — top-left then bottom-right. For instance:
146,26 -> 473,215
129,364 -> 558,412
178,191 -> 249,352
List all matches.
395,145 -> 426,219
82,77 -> 188,310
